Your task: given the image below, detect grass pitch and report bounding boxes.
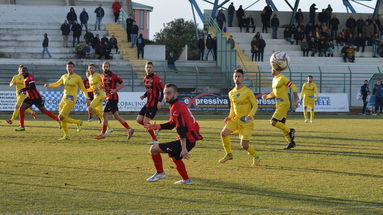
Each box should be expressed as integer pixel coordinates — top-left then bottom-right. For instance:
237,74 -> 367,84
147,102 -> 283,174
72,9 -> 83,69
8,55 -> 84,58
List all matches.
0,114 -> 382,215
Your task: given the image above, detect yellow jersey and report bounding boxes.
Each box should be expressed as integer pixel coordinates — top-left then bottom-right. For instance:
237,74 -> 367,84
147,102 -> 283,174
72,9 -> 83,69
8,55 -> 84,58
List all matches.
300,82 -> 318,100
228,86 -> 258,119
10,74 -> 25,93
272,73 -> 297,106
87,72 -> 105,98
49,73 -> 88,102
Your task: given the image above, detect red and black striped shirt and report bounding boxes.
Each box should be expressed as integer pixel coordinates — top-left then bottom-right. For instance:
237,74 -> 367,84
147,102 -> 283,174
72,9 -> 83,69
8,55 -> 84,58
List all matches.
101,71 -> 123,101
143,73 -> 164,107
23,74 -> 41,99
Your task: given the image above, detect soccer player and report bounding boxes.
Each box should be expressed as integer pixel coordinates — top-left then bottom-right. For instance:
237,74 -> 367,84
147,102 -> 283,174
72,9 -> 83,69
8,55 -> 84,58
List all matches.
44,61 -> 91,140
144,84 -> 202,184
15,67 -> 59,131
6,65 -> 36,125
95,62 -> 134,139
136,61 -> 164,145
300,75 -> 319,123
218,69 -> 261,166
262,51 -> 298,150
83,70 -> 94,121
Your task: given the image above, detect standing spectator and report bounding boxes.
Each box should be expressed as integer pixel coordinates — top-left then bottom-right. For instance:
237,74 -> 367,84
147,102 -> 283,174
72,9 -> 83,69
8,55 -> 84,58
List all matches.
329,15 -> 340,41
271,14 -> 279,39
80,8 -> 89,32
346,15 -> 356,36
356,17 -> 365,35
236,5 -> 244,29
263,3 -> 273,26
110,35 -> 118,54
363,21 -> 374,46
84,30 -> 94,44
213,36 -> 217,60
94,4 -> 105,30
227,2 -> 235,27
112,0 -> 121,23
60,20 -> 70,48
197,35 -> 205,61
318,9 -> 327,25
205,34 -> 214,61
42,33 -> 52,59
295,8 -> 304,24
130,20 -> 139,48
325,4 -> 333,25
301,38 -> 309,56
66,7 -> 77,26
355,33 -> 366,53
216,9 -> 226,30
360,80 -> 370,114
250,36 -> 258,61
372,33 -> 380,57
373,80 -> 383,114
309,3 -> 317,24
126,15 -> 135,42
257,35 -> 266,62
261,10 -> 268,33
167,52 -> 177,71
71,20 -> 82,47
136,33 -> 145,59
227,35 -> 235,49
242,14 -> 250,33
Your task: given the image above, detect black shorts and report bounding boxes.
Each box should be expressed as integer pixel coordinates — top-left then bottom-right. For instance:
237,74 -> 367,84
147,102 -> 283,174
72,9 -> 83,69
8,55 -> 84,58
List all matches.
104,100 -> 118,113
24,97 -> 44,108
159,140 -> 195,160
139,105 -> 158,119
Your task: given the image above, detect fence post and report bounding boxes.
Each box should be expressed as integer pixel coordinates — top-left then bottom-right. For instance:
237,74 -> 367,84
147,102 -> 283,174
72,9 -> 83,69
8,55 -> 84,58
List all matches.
318,66 -> 322,93
195,65 -> 199,90
348,66 -> 352,106
343,73 -> 346,93
131,69 -> 134,92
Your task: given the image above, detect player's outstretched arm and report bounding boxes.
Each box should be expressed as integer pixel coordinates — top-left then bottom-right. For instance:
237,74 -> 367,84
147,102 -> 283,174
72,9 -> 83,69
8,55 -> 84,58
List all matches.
46,76 -> 64,88
262,92 -> 275,100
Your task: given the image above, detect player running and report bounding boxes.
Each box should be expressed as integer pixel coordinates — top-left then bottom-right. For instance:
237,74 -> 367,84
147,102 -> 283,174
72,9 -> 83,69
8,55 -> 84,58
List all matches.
83,70 -> 94,121
6,65 -> 36,125
218,69 -> 261,166
300,75 -> 319,123
144,84 -> 202,184
137,61 -> 164,145
15,67 -> 59,131
44,61 -> 91,140
95,62 -> 134,140
262,51 -> 298,150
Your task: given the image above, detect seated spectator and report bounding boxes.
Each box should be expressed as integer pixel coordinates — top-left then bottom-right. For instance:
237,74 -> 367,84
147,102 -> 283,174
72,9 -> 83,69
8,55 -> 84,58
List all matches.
84,30 -> 94,44
335,31 -> 346,49
101,35 -> 109,44
91,34 -> 100,49
295,28 -> 305,45
326,42 -> 334,57
301,38 -> 309,56
75,42 -> 86,59
308,36 -> 317,57
109,35 -> 118,54
318,40 -> 326,57
85,43 -> 92,58
355,33 -> 366,53
167,51 -> 177,71
283,27 -> 294,44
227,35 -> 235,49
342,45 -> 355,63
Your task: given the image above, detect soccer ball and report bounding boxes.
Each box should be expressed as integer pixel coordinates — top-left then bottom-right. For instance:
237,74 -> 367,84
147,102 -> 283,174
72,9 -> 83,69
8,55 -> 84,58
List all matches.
270,51 -> 290,72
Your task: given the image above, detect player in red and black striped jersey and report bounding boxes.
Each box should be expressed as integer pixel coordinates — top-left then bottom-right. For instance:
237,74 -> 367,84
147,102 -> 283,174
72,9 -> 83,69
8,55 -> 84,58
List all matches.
95,62 -> 134,139
136,61 -> 164,145
144,84 -> 202,185
15,67 -> 59,131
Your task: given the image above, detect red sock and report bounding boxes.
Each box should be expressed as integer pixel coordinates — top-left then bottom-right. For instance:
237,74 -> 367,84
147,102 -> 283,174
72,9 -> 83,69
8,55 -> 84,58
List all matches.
121,122 -> 131,130
172,159 -> 189,180
43,110 -> 59,121
151,154 -> 163,173
102,124 -> 107,134
148,129 -> 158,141
19,110 -> 25,128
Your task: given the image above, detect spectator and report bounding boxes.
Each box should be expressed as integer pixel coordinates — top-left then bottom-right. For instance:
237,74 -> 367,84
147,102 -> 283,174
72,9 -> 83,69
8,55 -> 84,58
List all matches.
356,17 -> 365,35
216,9 -> 226,30
213,36 -> 217,60
309,3 -> 317,24
283,27 -> 294,44
41,33 -> 52,59
112,0 -> 122,23
345,15 -> 356,36
227,35 -> 235,49
372,33 -> 380,57
360,80 -> 370,114
101,35 -> 109,44
271,14 -> 279,39
66,7 -> 77,26
373,80 -> 383,114
167,51 -> 177,71
317,40 -> 326,57
329,15 -> 340,41
94,4 -> 105,30
197,35 -> 205,61
301,38 -> 309,56
261,10 -> 268,33
257,35 -> 266,62
97,40 -> 111,59
295,8 -> 304,24
75,42 -> 86,59
126,15 -> 135,42
84,30 -> 94,44
250,36 -> 258,61
342,45 -> 355,63
91,34 -> 100,49
336,30 -> 346,49
205,34 -> 215,61
308,36 -> 317,56
263,3 -> 273,26
110,35 -> 118,54
355,33 -> 366,53
346,33 -> 355,46
136,33 -> 145,59
295,28 -> 305,45
71,20 -> 82,47
236,5 -> 244,29
80,8 -> 89,32
326,42 -> 334,57
130,20 -> 139,48
60,20 -> 70,48
85,42 -> 92,58
318,9 -> 327,25
325,4 -> 333,24
363,21 -> 374,46
227,3 -> 235,27
242,14 -> 250,33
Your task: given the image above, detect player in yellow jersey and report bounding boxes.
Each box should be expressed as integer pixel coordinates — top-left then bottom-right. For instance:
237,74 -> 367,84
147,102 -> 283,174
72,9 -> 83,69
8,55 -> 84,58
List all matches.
262,51 -> 298,150
44,61 -> 90,140
219,69 -> 261,166
5,65 -> 36,124
300,75 -> 318,123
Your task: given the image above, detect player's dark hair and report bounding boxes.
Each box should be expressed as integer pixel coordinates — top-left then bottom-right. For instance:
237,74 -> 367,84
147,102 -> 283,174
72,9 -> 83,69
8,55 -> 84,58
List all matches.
165,83 -> 178,92
308,75 -> 313,78
66,61 -> 75,67
234,69 -> 244,75
146,61 -> 153,66
364,80 -> 368,82
88,64 -> 96,67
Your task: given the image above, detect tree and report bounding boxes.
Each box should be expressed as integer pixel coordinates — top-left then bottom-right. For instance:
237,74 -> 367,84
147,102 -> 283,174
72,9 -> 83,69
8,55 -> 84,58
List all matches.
154,18 -> 203,60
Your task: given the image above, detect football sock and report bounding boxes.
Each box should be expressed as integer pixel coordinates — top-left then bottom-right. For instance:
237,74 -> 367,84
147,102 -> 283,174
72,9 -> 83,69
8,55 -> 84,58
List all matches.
121,122 -> 131,130
62,117 -> 80,125
43,110 -> 59,121
246,145 -> 257,158
151,154 -> 163,173
303,109 -> 308,121
26,108 -> 34,115
10,108 -> 20,121
274,121 -> 291,142
310,110 -> 315,121
221,135 -> 232,154
102,124 -> 107,134
172,159 -> 189,180
148,130 -> 157,141
19,110 -> 25,128
62,122 -> 69,137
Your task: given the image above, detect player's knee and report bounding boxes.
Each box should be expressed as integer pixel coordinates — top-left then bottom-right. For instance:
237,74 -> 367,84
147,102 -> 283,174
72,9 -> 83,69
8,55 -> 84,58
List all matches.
240,142 -> 249,150
59,115 -> 65,121
150,145 -> 159,154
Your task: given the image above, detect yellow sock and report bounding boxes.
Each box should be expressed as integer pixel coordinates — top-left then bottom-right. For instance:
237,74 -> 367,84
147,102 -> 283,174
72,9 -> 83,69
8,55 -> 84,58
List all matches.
274,121 -> 290,135
10,108 -> 20,120
246,145 -> 257,157
303,109 -> 308,121
25,108 -> 34,115
62,122 -> 69,137
284,134 -> 291,143
310,110 -> 314,121
62,117 -> 80,125
93,109 -> 103,120
221,135 -> 232,154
